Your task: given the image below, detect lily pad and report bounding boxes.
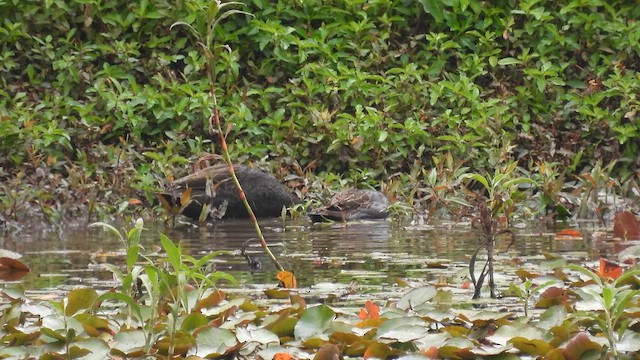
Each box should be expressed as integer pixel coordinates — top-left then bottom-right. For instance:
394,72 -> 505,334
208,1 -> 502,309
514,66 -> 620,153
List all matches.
294,305 -> 336,340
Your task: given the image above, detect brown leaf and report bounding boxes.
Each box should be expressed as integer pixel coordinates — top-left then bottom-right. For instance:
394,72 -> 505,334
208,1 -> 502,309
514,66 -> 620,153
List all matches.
564,332 -> 601,360
264,288 -> 291,299
511,337 -> 553,356
314,343 -> 342,360
613,211 -> 640,240
180,188 -> 193,210
194,290 -> 226,311
364,342 -> 390,359
0,258 -> 28,280
515,268 -> 540,281
535,286 -> 569,308
0,257 -> 30,272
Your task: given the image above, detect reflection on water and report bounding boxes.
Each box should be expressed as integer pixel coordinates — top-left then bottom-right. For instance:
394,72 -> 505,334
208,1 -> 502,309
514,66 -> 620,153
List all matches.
0,218 -> 614,293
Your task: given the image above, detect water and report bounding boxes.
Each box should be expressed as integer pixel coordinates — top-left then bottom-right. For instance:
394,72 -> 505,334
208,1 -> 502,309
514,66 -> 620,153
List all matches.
0,218 -> 617,297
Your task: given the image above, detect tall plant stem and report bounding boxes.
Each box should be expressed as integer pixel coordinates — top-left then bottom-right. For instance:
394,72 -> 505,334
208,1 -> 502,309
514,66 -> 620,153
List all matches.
203,52 -> 284,272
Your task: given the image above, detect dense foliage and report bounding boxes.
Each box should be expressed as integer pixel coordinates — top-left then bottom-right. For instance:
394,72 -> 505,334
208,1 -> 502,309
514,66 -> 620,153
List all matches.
1,0 -> 639,221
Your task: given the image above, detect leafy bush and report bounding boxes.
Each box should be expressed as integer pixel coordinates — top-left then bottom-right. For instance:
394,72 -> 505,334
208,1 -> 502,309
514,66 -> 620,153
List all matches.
1,0 -> 639,220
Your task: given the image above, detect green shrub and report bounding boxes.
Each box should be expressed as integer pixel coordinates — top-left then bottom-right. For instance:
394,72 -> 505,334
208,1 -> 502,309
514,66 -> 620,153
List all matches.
1,0 -> 638,219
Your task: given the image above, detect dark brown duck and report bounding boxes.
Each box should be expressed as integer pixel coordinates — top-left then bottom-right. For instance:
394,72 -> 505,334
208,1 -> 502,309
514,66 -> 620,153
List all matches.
158,164 -> 295,220
308,189 -> 390,222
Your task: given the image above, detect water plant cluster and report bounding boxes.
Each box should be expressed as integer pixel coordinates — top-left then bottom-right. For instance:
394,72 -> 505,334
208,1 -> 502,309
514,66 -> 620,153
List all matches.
1,0 -> 639,226
1,220 -> 639,359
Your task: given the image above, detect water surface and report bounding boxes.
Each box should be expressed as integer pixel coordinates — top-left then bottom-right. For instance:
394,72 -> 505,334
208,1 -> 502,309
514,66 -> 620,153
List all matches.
0,218 -> 616,299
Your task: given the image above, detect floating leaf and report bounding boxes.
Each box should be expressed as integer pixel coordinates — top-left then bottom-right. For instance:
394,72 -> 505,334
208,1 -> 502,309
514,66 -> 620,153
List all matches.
0,257 -> 30,280
266,314 -> 298,337
555,229 -> 582,240
535,287 -> 569,308
510,337 -> 553,356
74,313 -> 114,337
563,332 -> 601,360
235,327 -> 279,354
488,323 -> 544,346
396,285 -> 437,310
597,258 -> 623,280
264,288 -> 291,299
181,313 -> 208,332
618,329 -> 640,352
0,257 -> 29,272
515,268 -> 539,281
65,288 -> 98,316
358,300 -> 380,320
111,330 -> 147,356
192,327 -> 239,357
314,343 -> 341,360
364,342 -> 390,359
195,289 -> 226,311
274,353 -> 295,360
376,317 -> 429,342
155,330 -> 195,355
294,305 -> 335,340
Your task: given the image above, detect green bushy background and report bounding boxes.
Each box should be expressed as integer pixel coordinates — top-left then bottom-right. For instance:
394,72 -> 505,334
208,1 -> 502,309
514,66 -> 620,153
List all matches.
1,0 -> 639,220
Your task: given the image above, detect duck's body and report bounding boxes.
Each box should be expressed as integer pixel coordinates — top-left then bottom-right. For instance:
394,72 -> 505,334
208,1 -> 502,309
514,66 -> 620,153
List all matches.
308,189 -> 389,222
159,164 -> 295,220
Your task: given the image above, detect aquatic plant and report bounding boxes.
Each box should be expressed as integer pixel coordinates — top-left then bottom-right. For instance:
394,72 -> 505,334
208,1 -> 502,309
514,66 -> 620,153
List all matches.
169,0 -> 293,282
2,255 -> 640,358
460,161 -> 534,298
568,264 -> 640,359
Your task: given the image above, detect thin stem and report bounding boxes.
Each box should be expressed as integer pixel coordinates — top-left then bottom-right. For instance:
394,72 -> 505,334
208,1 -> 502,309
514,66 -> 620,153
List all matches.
204,53 -> 284,272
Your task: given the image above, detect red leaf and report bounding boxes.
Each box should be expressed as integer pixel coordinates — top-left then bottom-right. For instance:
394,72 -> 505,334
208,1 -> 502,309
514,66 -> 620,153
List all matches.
358,300 -> 380,320
597,258 -> 623,280
423,346 -> 439,359
555,229 -> 582,240
274,353 -> 295,360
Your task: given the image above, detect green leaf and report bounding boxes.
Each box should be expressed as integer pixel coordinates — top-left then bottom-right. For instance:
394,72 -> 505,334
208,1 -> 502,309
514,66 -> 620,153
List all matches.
419,0 -> 445,23
459,173 -> 490,193
160,233 -> 182,271
397,285 -> 437,310
89,222 -> 124,243
498,57 -> 521,66
294,304 -> 335,340
65,288 -> 98,316
193,327 -> 238,357
181,313 -> 208,331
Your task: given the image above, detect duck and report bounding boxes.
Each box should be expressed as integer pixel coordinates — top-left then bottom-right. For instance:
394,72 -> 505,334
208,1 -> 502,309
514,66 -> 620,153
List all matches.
308,189 -> 390,222
158,164 -> 296,220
